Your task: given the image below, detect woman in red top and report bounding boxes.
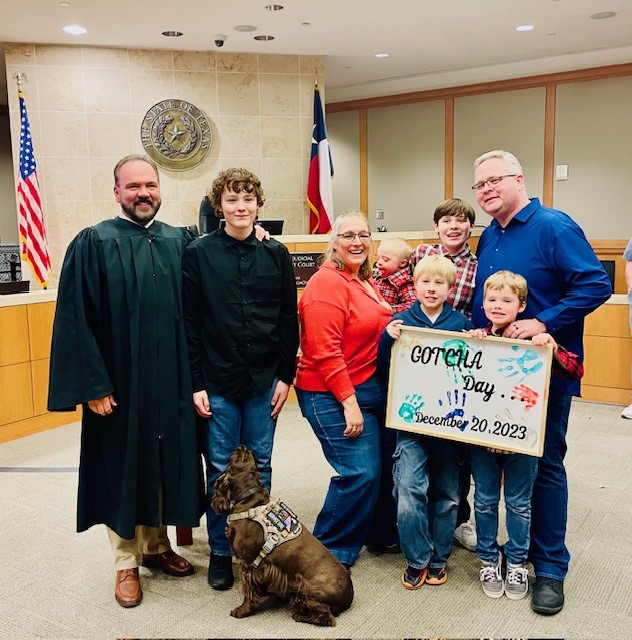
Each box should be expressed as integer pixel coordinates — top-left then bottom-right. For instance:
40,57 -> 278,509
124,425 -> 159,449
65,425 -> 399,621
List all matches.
295,212 -> 394,567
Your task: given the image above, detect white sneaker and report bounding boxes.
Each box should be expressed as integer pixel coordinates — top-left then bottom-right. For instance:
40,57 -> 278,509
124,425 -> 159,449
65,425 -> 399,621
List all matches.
453,521 -> 477,552
621,403 -> 632,419
505,563 -> 529,600
480,555 -> 504,598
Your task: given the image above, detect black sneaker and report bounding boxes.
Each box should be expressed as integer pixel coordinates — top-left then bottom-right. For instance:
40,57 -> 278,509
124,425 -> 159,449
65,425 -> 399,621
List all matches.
400,564 -> 427,590
531,577 -> 564,615
208,554 -> 234,590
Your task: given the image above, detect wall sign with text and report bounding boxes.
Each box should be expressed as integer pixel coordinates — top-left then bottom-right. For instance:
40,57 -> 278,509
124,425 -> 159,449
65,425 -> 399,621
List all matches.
386,327 -> 553,457
291,252 -> 323,288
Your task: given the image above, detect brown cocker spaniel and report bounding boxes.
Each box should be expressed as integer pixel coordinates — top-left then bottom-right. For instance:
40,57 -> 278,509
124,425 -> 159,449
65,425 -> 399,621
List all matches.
211,445 -> 354,626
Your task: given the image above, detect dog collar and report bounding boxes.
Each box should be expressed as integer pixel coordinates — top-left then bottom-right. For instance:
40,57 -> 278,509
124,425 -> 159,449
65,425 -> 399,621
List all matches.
230,485 -> 260,508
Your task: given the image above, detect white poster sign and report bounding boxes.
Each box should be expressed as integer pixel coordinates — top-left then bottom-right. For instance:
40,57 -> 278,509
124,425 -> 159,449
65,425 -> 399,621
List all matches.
385,327 -> 553,457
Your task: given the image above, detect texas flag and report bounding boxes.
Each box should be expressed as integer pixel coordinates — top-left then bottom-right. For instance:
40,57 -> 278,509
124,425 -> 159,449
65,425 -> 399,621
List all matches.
306,87 -> 334,234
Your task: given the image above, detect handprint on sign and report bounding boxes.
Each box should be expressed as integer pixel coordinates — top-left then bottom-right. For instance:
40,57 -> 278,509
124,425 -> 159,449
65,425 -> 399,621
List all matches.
441,338 -> 473,385
511,384 -> 539,411
498,345 -> 543,383
398,394 -> 425,423
438,389 -> 469,431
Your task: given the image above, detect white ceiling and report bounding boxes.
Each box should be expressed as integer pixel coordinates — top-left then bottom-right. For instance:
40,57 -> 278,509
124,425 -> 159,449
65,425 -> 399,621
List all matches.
2,0 -> 632,106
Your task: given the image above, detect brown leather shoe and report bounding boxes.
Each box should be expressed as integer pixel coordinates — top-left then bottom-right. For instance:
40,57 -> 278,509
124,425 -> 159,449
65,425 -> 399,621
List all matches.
115,568 -> 142,608
141,549 -> 194,577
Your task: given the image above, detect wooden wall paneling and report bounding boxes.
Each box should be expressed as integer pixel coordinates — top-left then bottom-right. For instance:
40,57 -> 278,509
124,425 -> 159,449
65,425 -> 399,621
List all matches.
585,304 -> 630,338
582,335 -> 631,390
27,301 -> 55,361
359,109 -> 368,214
444,98 -> 454,199
30,358 -> 51,416
0,305 -> 30,366
0,362 -> 34,424
542,85 -> 556,207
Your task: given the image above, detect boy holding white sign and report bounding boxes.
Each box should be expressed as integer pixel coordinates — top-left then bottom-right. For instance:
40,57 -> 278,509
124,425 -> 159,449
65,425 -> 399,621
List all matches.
378,254 -> 472,589
470,271 -> 583,600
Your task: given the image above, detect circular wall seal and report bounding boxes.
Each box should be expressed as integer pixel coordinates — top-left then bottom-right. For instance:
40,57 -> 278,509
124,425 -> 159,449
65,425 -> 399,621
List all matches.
140,99 -> 212,171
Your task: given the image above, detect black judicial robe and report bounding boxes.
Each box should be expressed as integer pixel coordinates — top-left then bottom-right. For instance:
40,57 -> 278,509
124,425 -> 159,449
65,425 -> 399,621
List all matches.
48,218 -> 203,539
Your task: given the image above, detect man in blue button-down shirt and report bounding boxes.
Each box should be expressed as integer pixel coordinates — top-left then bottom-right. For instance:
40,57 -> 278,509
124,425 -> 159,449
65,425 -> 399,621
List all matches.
471,150 -> 611,615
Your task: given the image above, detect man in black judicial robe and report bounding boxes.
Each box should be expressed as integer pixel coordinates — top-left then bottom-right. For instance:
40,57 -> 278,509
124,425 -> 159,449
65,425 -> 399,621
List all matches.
47,155 -> 203,608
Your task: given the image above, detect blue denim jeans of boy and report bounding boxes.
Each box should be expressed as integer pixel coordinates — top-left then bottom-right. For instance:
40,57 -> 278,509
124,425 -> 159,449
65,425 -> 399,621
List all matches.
296,375 -> 383,566
203,382 -> 278,557
471,447 -> 538,565
529,387 -> 572,580
393,431 -> 459,571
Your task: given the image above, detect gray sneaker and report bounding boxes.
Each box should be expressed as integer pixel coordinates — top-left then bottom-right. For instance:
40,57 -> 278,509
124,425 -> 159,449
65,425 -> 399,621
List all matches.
505,563 -> 529,600
480,556 -> 504,598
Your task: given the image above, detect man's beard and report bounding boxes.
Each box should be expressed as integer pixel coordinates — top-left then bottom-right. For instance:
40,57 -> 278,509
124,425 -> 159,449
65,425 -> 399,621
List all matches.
122,197 -> 161,226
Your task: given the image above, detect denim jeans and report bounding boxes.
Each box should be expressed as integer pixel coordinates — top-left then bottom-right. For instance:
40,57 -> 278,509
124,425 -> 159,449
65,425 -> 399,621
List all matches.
202,382 -> 278,557
296,375 -> 383,566
393,431 -> 459,570
530,387 -> 572,580
471,448 -> 538,565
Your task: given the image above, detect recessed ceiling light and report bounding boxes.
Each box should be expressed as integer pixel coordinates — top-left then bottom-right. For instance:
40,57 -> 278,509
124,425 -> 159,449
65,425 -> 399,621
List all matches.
374,52 -> 390,58
59,2 -> 71,7
254,34 -> 274,41
590,11 -> 617,19
516,24 -> 535,32
162,30 -> 183,37
235,25 -> 257,32
301,22 -> 311,27
62,24 -> 87,35
265,4 -> 283,10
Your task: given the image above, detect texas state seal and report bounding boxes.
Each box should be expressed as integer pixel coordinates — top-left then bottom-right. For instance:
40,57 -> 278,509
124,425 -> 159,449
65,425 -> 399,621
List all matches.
140,99 -> 212,171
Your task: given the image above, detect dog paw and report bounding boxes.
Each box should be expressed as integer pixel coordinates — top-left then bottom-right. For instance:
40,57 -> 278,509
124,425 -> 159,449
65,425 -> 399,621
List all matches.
230,605 -> 252,618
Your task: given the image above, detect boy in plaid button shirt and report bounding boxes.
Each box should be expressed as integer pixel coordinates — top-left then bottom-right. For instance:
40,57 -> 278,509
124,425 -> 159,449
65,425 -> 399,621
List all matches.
374,237 -> 417,313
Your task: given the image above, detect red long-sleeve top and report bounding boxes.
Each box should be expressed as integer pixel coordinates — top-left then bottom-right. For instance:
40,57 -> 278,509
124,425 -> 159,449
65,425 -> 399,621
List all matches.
296,262 -> 392,402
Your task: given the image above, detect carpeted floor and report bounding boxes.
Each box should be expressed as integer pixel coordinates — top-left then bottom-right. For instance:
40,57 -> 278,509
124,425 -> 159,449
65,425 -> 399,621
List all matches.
0,400 -> 630,639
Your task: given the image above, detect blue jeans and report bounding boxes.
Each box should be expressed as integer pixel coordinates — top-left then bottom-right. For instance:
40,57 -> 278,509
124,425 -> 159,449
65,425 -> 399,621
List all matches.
393,431 -> 459,570
530,387 -> 572,580
471,448 -> 538,565
203,382 -> 278,557
296,375 -> 383,566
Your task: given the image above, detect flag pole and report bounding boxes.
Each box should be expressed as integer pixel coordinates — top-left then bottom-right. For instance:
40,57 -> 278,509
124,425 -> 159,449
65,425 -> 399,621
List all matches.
13,69 -> 28,91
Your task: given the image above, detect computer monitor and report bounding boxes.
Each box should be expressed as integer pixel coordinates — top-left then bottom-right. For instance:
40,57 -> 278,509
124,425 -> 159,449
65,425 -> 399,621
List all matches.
219,218 -> 284,235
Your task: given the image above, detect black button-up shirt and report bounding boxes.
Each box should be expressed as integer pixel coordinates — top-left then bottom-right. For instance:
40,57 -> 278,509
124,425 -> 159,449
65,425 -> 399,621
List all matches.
183,228 -> 299,400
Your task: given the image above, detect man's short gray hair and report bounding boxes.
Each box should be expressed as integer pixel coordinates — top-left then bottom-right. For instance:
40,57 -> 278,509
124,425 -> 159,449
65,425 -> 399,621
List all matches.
473,150 -> 523,175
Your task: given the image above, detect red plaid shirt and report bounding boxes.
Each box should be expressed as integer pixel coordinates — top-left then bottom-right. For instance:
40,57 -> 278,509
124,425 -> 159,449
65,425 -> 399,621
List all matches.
374,268 -> 417,313
410,243 -> 477,318
484,324 -> 584,380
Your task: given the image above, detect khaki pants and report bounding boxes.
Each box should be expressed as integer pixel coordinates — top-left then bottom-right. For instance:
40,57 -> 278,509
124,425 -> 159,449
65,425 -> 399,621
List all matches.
107,525 -> 171,570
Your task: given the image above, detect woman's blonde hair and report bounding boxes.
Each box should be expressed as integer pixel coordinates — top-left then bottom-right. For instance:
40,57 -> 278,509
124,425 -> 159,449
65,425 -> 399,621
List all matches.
323,211 -> 373,280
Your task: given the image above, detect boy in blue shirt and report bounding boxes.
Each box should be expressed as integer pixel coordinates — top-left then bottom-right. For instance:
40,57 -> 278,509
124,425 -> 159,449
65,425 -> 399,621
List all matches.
378,254 -> 472,589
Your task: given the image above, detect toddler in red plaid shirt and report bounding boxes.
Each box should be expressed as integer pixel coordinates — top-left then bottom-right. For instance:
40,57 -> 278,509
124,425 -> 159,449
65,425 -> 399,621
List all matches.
374,237 -> 417,313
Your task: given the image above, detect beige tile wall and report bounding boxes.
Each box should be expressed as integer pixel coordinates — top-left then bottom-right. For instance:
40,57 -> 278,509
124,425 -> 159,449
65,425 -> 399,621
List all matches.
5,43 -> 324,284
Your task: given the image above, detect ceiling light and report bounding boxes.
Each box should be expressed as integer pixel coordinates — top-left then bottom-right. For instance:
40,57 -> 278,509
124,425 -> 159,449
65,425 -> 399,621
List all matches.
516,24 -> 534,32
162,30 -> 183,37
235,25 -> 257,32
374,52 -> 390,58
62,24 -> 86,35
590,11 -> 617,19
265,4 -> 283,10
59,2 -> 71,7
301,22 -> 311,27
254,35 -> 275,41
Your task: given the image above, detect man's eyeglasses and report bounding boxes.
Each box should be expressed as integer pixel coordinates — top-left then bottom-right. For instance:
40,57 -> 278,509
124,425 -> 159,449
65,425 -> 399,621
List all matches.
336,232 -> 372,242
471,174 -> 517,192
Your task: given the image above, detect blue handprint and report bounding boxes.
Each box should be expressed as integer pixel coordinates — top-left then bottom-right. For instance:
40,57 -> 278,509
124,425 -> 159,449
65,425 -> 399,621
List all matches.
398,394 -> 425,423
498,346 -> 543,383
438,389 -> 469,431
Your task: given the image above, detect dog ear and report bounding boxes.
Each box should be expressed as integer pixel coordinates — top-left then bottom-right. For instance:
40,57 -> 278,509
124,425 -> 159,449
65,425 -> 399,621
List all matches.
211,473 -> 232,514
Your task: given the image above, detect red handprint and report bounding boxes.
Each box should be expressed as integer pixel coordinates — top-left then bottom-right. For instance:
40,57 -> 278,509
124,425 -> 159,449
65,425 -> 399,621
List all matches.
511,384 -> 539,411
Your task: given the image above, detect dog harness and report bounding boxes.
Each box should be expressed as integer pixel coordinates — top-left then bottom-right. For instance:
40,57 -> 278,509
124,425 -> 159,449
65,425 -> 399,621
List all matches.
227,498 -> 302,568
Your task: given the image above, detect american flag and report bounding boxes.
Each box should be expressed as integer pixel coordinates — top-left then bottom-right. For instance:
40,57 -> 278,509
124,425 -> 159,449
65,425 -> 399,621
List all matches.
306,87 -> 334,234
18,90 -> 51,287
